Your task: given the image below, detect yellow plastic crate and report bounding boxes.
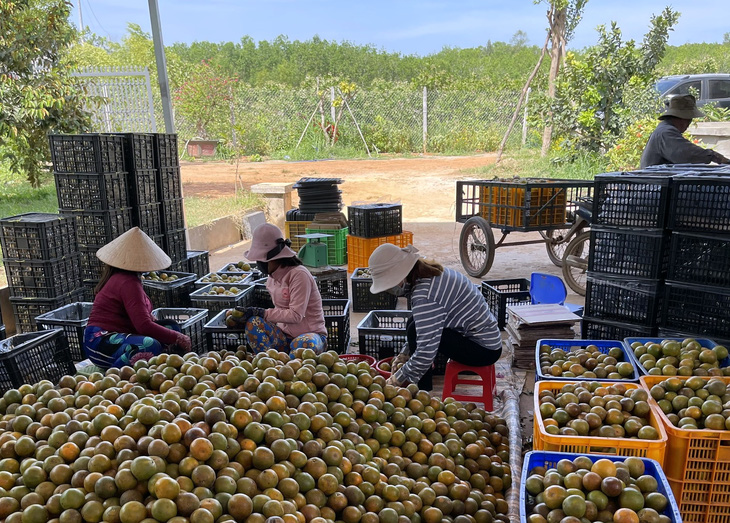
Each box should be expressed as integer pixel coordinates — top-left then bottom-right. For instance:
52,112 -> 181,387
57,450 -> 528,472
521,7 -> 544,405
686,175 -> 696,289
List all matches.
284,221 -> 313,252
533,380 -> 667,464
479,183 -> 567,227
640,375 -> 730,523
347,232 -> 414,273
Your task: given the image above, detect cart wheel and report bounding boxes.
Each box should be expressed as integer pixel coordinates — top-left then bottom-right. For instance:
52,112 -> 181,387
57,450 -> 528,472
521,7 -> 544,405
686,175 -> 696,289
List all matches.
544,228 -> 571,267
562,230 -> 590,296
459,217 -> 495,278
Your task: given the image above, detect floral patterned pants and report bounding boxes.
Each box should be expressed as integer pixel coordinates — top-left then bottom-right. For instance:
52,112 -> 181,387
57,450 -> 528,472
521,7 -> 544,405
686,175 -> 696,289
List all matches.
244,315 -> 327,355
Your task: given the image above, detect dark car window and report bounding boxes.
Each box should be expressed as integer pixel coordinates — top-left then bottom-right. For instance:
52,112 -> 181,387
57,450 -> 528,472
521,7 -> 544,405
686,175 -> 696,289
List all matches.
709,80 -> 730,99
657,78 -> 681,93
667,80 -> 702,97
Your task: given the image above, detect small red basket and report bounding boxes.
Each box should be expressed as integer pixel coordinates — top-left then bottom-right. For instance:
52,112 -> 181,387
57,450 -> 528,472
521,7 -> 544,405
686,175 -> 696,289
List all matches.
339,354 -> 376,366
376,357 -> 394,378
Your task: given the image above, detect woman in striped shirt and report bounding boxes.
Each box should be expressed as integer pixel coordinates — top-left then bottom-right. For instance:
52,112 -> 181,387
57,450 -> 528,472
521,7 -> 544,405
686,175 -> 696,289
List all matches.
369,244 -> 502,389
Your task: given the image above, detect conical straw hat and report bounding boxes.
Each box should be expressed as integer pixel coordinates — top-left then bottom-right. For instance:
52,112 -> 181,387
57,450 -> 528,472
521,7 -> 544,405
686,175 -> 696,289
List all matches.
96,227 -> 171,272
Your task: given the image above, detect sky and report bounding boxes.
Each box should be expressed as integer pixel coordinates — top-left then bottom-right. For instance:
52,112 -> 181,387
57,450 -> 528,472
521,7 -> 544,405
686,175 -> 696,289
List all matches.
71,0 -> 729,55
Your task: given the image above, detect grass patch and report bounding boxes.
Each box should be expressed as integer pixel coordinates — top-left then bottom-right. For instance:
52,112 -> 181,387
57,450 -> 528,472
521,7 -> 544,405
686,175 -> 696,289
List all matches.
463,149 -> 610,180
184,191 -> 264,228
0,167 -> 58,221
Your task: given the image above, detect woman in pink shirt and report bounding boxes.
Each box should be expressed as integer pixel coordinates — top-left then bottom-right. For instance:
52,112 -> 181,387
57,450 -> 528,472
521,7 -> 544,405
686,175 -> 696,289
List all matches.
239,223 -> 327,354
84,228 -> 192,368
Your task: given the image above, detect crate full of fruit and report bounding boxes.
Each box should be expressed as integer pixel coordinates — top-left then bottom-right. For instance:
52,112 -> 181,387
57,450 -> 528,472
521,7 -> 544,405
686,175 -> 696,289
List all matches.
141,270 -> 197,309
624,337 -> 729,376
536,339 -> 638,382
189,283 -> 253,315
194,272 -> 254,289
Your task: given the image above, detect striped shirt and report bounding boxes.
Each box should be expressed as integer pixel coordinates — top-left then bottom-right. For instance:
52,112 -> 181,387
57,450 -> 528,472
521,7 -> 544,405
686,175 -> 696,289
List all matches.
395,268 -> 501,385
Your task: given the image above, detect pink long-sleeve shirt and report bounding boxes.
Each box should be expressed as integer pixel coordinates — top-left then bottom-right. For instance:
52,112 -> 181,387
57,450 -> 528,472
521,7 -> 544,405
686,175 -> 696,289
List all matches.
264,265 -> 327,338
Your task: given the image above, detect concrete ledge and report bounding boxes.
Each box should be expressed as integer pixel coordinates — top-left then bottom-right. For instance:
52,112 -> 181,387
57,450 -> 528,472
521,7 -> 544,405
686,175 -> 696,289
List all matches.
690,122 -> 730,157
188,215 -> 243,252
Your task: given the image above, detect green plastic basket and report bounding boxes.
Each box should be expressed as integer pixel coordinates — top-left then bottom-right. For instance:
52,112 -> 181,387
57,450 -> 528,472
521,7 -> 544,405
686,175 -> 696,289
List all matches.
305,227 -> 348,266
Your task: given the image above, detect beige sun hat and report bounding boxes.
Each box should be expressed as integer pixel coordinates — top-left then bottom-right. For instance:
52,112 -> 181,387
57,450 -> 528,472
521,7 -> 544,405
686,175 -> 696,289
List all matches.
369,244 -> 420,294
660,94 -> 705,120
96,227 -> 171,272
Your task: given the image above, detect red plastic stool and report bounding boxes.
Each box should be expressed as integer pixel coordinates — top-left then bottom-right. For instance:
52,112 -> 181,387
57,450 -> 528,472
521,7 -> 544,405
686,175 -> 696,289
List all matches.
441,360 -> 496,411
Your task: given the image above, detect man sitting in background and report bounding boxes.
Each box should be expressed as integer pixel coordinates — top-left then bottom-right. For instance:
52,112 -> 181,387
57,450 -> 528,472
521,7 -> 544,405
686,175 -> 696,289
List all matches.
640,94 -> 730,168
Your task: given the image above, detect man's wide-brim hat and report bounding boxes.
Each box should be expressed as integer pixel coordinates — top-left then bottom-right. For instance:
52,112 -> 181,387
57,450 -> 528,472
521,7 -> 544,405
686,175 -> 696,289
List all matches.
369,244 -> 420,294
96,227 -> 171,272
660,94 -> 705,120
245,223 -> 297,262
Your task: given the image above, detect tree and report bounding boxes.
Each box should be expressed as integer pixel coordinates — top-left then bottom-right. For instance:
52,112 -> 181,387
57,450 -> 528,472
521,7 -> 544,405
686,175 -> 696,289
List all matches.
539,0 -> 588,156
0,0 -> 90,186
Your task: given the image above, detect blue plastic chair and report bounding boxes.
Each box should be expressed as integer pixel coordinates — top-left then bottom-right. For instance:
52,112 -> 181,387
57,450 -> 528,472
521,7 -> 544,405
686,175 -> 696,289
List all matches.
530,272 -> 583,315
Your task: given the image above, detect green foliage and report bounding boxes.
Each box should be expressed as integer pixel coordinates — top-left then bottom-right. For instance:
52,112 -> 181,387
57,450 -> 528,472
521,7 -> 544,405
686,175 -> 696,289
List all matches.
698,102 -> 730,122
0,0 -> 91,187
605,118 -> 658,171
0,163 -> 58,219
466,149 -> 608,180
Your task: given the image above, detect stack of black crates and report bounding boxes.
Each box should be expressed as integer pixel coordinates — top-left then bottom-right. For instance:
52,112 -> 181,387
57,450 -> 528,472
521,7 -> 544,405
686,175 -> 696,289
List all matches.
582,172 -> 672,340
0,213 -> 83,332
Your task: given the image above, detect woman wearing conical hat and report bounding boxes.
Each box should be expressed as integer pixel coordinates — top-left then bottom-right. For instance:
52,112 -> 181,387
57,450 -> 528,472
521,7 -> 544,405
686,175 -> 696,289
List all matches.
83,227 -> 192,369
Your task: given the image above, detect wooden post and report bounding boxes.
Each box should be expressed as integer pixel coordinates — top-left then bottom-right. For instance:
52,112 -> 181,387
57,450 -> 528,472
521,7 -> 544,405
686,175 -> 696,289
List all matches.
422,86 -> 428,153
330,87 -> 336,123
522,88 -> 531,147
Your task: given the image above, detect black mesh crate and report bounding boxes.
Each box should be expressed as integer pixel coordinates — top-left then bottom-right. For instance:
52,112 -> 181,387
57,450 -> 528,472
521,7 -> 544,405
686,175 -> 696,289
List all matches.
0,213 -> 77,260
286,208 -> 317,221
0,326 -> 5,342
311,267 -> 348,299
158,166 -> 183,200
142,271 -> 198,309
133,203 -> 162,238
668,231 -> 730,288
588,227 -> 670,279
584,273 -> 662,327
162,198 -> 185,231
186,250 -> 210,277
323,299 -> 351,354
79,248 -> 104,282
251,283 -> 274,308
154,133 -> 179,168
351,268 -> 398,313
593,172 -> 672,229
669,174 -> 730,233
204,309 -> 247,353
190,283 -> 254,316
164,228 -> 187,265
481,278 -> 532,330
4,254 -> 82,299
81,281 -> 97,302
128,169 -> 159,206
581,316 -> 655,340
35,302 -> 93,362
65,208 -> 133,247
54,171 -> 129,211
433,352 -> 448,375
348,203 -> 402,238
357,310 -> 412,360
11,290 -> 84,334
152,308 -> 208,355
119,133 -> 156,171
661,281 -> 730,339
0,330 -> 75,391
48,134 -> 125,174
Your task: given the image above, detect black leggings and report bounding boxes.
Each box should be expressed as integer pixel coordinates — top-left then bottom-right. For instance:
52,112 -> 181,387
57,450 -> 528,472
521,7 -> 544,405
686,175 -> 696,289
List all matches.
406,317 -> 502,389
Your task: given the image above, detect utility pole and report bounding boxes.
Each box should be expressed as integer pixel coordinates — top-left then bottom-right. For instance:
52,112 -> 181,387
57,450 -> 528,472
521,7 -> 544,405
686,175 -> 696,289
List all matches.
148,0 -> 175,133
77,0 -> 84,41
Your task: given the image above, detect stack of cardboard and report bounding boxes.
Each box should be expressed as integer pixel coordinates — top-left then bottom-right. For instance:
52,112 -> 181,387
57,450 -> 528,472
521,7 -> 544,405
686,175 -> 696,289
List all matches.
505,304 -> 580,370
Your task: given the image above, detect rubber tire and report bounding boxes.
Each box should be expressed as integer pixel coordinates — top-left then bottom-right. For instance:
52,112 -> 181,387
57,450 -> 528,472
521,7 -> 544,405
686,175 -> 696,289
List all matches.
544,228 -> 571,267
562,230 -> 590,296
459,216 -> 495,278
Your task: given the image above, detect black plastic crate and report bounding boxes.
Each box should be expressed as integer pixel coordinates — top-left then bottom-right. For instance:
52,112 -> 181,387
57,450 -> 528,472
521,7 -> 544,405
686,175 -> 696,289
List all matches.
661,281 -> 730,339
286,208 -> 317,222
48,134 -> 125,174
481,278 -> 532,330
357,310 -> 412,360
311,267 -> 348,299
203,309 -> 247,353
0,326 -> 5,342
190,283 -> 254,315
581,316 -> 655,340
669,174 -> 730,233
0,330 -> 75,391
186,250 -> 210,277
351,268 -> 398,313
154,133 -> 179,168
251,283 -> 274,308
79,248 -> 104,282
322,299 -> 350,354
142,271 -> 198,309
120,133 -> 156,171
162,198 -> 185,231
128,169 -> 159,206
65,208 -> 133,247
195,272 -> 254,289
588,227 -> 670,279
584,273 -> 662,327
81,281 -> 97,302
668,231 -> 730,287
35,302 -> 93,362
348,203 -> 402,238
10,290 -> 84,334
133,203 -> 162,238
433,352 -> 448,375
158,166 -> 183,200
4,254 -> 82,299
152,308 -> 208,355
164,228 -> 187,265
54,171 -> 129,211
593,172 -> 672,229
0,213 -> 77,261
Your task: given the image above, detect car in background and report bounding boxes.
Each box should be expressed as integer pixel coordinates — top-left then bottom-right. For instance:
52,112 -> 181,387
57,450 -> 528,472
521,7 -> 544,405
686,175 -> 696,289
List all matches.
656,74 -> 730,109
